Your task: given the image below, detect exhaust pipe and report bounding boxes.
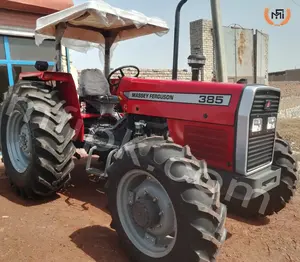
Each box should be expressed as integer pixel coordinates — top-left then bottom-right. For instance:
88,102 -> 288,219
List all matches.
172,0 -> 188,80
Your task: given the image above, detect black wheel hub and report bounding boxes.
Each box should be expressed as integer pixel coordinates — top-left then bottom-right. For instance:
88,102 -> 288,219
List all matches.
132,199 -> 160,228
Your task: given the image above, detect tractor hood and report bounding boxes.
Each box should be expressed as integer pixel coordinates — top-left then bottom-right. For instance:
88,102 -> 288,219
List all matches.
35,0 -> 169,52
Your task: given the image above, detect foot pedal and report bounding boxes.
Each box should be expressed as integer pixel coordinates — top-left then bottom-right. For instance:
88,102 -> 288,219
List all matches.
86,146 -> 119,183
86,146 -> 108,181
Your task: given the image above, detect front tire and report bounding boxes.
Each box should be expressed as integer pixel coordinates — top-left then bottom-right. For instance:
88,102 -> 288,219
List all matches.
106,136 -> 227,262
1,81 -> 76,198
226,133 -> 299,217
266,134 -> 299,214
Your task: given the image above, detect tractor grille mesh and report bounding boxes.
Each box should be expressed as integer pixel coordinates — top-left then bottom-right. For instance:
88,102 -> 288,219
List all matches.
250,90 -> 280,114
247,133 -> 275,171
247,89 -> 280,172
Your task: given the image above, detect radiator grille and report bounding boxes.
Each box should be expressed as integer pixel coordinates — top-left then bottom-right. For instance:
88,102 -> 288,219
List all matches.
247,89 -> 280,172
251,90 -> 280,115
247,133 -> 275,171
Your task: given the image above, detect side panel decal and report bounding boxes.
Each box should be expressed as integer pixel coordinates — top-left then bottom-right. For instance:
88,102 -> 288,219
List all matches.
124,91 -> 232,106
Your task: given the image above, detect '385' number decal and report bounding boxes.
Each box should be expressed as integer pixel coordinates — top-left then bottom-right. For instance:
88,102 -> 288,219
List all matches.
198,94 -> 231,106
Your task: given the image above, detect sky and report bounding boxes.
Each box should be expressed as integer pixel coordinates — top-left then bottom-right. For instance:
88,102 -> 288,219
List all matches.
71,0 -> 300,73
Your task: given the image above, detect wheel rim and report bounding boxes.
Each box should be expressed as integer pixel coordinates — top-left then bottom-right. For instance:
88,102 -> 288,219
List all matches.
116,169 -> 177,258
6,109 -> 32,173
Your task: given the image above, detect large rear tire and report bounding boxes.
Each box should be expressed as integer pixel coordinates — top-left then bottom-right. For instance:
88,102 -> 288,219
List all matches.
106,136 -> 227,262
226,133 -> 299,217
0,81 -> 76,198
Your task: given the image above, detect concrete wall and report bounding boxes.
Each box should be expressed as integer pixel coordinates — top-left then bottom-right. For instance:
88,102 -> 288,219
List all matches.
255,30 -> 269,85
269,81 -> 300,119
190,20 -> 214,82
269,81 -> 300,97
121,68 -> 192,80
78,68 -> 192,82
269,69 -> 300,81
190,19 -> 269,84
223,27 -> 255,83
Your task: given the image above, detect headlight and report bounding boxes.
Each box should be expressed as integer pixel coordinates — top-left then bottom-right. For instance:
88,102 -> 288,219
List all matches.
267,117 -> 277,130
251,118 -> 263,132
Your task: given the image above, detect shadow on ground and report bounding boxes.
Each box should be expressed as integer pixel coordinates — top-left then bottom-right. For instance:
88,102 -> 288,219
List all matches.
70,225 -> 129,262
60,156 -> 111,215
0,156 -> 272,227
0,156 -> 109,211
0,172 -> 59,207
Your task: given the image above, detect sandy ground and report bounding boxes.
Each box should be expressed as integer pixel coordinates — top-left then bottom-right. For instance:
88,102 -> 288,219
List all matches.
0,159 -> 129,262
1,132 -> 300,262
1,82 -> 300,262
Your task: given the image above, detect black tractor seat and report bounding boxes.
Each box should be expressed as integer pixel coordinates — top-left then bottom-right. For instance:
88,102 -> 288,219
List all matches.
83,94 -> 119,104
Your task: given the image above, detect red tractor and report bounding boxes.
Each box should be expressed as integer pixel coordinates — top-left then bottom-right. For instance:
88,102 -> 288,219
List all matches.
0,1 -> 298,261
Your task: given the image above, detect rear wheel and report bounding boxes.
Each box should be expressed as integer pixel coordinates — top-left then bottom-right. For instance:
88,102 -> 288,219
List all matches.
106,136 -> 227,262
1,81 -> 76,198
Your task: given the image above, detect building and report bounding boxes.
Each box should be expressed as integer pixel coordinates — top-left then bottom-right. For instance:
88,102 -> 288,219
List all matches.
79,68 -> 192,81
269,69 -> 300,81
190,19 -> 269,84
0,0 -> 75,101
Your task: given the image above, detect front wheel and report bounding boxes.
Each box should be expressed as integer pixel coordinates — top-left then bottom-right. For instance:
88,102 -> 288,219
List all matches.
226,133 -> 299,217
106,136 -> 227,262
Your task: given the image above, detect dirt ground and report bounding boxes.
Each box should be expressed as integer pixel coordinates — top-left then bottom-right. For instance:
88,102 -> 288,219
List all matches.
0,124 -> 300,262
1,82 -> 300,262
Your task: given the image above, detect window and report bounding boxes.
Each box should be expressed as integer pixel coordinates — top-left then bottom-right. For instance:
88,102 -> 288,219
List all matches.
0,35 -> 62,87
8,37 -> 56,61
0,36 -> 5,59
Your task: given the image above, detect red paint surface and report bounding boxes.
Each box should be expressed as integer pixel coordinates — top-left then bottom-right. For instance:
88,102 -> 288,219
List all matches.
19,73 -> 244,170
118,77 -> 244,170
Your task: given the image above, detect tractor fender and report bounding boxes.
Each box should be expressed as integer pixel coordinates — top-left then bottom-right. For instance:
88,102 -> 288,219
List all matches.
17,72 -> 84,141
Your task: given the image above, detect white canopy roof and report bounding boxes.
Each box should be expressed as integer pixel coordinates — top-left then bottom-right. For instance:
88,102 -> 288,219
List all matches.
35,0 -> 169,52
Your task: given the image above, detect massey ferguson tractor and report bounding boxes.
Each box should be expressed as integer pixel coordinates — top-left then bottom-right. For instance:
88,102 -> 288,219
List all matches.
0,0 -> 298,261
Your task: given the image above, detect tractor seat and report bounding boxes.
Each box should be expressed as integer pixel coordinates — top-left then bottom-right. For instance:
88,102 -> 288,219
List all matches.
84,94 -> 119,104
78,69 -> 118,114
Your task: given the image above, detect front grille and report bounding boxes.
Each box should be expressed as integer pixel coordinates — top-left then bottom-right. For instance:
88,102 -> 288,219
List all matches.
247,133 -> 275,171
251,90 -> 280,114
246,89 -> 280,172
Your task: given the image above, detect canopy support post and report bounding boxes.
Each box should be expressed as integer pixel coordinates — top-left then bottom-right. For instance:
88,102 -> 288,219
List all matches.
55,23 -> 67,72
104,37 -> 111,78
104,33 -> 117,78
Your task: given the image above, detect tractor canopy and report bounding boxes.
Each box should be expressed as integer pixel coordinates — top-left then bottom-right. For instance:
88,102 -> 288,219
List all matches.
34,0 -> 169,76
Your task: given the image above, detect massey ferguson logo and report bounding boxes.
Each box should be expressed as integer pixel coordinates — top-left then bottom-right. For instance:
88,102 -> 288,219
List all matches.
264,100 -> 272,110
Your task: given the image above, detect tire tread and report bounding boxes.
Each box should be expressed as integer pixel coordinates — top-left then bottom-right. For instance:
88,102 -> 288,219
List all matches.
1,81 -> 76,198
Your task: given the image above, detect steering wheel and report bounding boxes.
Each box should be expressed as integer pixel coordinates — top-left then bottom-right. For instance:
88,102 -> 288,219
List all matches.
108,65 -> 140,93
